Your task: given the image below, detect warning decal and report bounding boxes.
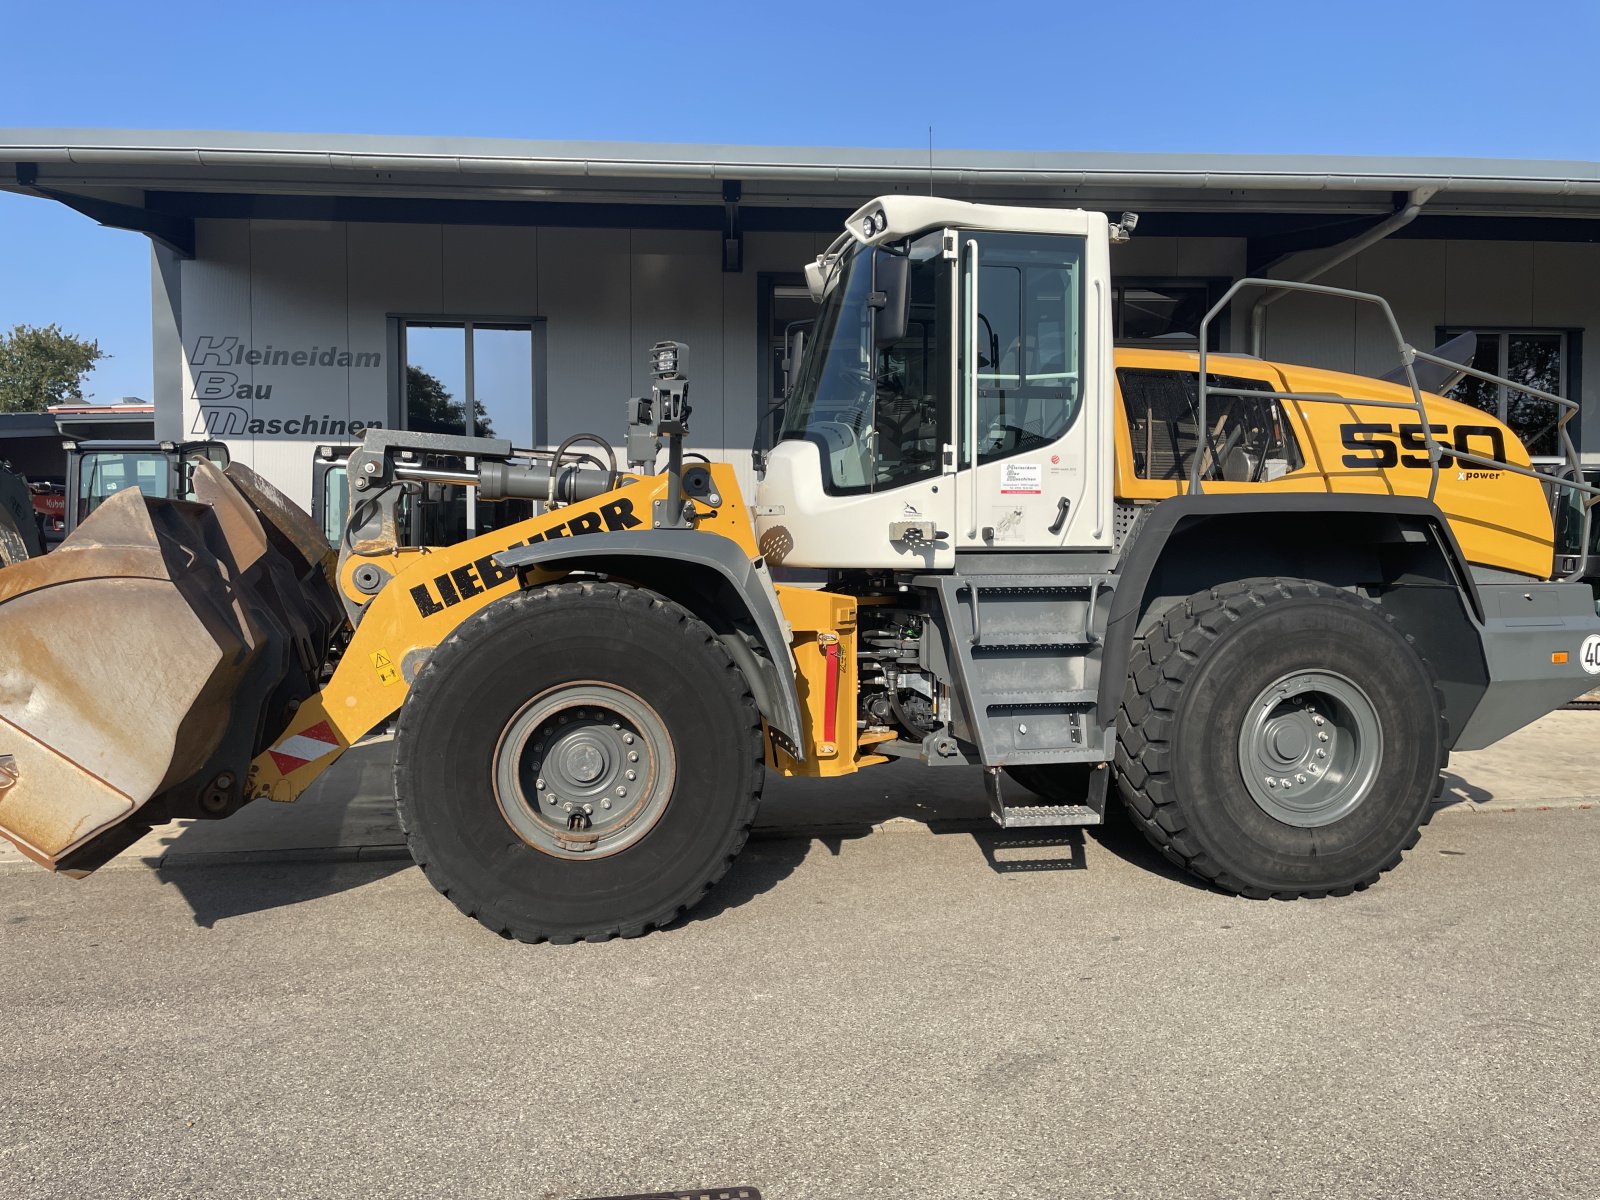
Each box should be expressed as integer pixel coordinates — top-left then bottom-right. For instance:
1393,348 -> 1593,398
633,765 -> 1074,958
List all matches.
371,650 -> 399,686
267,720 -> 343,775
1000,462 -> 1043,495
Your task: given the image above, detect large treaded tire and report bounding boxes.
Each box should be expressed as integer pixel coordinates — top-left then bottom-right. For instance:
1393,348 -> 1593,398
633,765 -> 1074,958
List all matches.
1113,578 -> 1446,899
395,580 -> 764,943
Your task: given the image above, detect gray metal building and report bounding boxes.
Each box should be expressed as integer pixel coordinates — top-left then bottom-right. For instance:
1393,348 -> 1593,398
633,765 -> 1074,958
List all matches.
3,129 -> 1599,509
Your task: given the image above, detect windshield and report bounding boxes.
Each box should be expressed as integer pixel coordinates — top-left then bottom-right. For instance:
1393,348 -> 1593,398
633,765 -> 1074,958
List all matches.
76,451 -> 170,524
781,234 -> 947,495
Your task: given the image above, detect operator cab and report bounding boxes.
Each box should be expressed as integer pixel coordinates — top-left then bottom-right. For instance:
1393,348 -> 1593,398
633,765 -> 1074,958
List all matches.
63,439 -> 230,535
756,196 -> 1115,570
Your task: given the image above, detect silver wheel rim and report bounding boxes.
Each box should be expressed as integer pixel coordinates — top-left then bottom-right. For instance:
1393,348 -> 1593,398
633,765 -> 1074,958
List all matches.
1237,669 -> 1382,828
493,681 -> 675,859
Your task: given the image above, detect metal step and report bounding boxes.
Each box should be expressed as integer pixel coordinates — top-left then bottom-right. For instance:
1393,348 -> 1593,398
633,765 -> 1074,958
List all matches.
973,634 -> 1092,650
983,688 -> 1098,708
964,575 -> 1102,591
985,767 -> 1106,828
991,803 -> 1103,828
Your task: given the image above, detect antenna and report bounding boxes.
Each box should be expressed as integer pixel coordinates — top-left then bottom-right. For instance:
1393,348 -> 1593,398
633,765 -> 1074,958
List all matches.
927,126 -> 934,196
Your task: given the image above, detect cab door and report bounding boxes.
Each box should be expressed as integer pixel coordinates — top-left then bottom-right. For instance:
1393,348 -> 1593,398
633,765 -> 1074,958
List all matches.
956,222 -> 1114,550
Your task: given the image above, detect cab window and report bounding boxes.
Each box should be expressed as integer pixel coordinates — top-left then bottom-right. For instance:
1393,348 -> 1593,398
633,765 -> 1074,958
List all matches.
966,232 -> 1085,466
76,451 -> 168,524
1118,368 -> 1303,482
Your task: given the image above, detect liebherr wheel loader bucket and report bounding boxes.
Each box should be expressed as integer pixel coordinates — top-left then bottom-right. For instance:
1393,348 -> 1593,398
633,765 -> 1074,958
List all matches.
0,460 -> 342,875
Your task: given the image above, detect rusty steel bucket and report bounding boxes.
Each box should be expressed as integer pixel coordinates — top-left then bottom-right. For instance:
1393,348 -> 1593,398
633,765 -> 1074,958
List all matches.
0,461 -> 343,875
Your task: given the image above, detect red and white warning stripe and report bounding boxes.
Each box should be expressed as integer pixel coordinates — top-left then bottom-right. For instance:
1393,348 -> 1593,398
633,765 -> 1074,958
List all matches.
267,720 -> 343,775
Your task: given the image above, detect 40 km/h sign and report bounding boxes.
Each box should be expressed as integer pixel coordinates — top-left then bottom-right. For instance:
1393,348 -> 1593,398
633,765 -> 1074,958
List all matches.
1580,634 -> 1600,675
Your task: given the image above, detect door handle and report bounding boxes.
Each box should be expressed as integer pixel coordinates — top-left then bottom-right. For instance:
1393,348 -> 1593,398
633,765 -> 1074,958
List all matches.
1048,497 -> 1071,535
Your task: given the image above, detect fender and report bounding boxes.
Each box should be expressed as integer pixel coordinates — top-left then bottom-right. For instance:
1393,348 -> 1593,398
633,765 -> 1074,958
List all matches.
1097,493 -> 1483,729
494,530 -> 806,758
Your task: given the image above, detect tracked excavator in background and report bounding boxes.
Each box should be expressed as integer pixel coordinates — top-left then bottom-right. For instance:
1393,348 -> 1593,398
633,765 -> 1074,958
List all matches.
3,196 -> 1599,942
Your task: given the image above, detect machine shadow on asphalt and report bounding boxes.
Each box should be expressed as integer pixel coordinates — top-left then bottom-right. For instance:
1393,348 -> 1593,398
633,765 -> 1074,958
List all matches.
154,859 -> 413,929
149,838 -> 817,935
970,828 -> 1087,873
1439,771 -> 1495,807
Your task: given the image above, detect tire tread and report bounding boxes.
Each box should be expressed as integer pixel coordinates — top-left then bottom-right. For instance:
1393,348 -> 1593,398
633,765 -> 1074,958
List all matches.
394,579 -> 764,943
1112,577 -> 1447,899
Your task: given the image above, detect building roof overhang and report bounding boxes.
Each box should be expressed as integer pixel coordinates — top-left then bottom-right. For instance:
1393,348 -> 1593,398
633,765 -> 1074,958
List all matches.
3,129 -> 1599,263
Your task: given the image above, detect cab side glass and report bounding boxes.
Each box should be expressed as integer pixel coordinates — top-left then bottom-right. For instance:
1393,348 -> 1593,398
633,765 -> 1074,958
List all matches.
76,451 -> 169,523
965,232 -> 1086,467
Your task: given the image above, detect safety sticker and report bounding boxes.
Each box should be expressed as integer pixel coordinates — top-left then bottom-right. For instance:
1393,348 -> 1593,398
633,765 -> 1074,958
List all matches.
1580,634 -> 1600,675
371,649 -> 399,686
267,721 -> 342,775
1000,462 -> 1042,495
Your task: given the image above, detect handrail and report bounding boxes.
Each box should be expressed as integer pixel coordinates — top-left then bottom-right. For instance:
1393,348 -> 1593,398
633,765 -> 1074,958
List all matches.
1192,276 -> 1594,582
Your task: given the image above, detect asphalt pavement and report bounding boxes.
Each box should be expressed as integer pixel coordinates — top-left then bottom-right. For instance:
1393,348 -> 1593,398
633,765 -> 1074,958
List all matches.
2,803 -> 1598,1199
1,709 -> 1594,874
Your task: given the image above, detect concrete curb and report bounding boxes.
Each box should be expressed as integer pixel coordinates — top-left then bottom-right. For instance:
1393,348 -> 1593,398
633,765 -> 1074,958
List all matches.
1,795 -> 1594,876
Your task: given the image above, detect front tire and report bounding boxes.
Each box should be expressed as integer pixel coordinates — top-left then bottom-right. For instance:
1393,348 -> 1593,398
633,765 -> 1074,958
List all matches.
395,580 -> 764,942
1114,578 -> 1444,898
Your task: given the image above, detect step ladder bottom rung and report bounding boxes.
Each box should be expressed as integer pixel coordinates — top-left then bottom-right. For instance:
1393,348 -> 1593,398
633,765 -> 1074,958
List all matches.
990,804 -> 1103,828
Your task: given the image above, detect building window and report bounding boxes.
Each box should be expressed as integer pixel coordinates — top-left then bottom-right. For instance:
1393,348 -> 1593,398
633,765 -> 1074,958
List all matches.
401,320 -> 539,447
395,317 -> 541,541
1113,283 -> 1213,346
1440,328 -> 1572,457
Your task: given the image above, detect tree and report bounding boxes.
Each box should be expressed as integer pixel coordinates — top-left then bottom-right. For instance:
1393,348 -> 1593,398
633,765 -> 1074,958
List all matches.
0,324 -> 107,413
404,365 -> 494,437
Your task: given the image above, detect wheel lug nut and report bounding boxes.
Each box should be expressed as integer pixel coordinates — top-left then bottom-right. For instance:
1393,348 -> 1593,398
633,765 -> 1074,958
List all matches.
623,734 -> 635,745
1313,716 -> 1325,726
1318,732 -> 1329,742
583,803 -> 593,815
602,798 -> 612,810
536,778 -> 545,790
1280,778 -> 1292,788
1296,773 -> 1307,784
625,770 -> 637,781
628,751 -> 639,763
1316,748 -> 1326,758
1266,778 -> 1277,788
616,786 -> 627,797
563,802 -> 573,812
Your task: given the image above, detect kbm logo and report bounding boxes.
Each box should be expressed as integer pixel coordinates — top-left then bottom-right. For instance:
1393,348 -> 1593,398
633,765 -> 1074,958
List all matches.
188,334 -> 384,438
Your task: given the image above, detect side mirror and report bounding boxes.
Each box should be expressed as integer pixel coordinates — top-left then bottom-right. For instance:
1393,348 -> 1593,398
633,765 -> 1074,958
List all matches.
870,250 -> 910,347
781,322 -> 810,397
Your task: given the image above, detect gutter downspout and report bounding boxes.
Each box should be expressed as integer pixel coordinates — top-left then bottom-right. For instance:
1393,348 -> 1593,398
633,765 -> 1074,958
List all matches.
1249,186 -> 1436,355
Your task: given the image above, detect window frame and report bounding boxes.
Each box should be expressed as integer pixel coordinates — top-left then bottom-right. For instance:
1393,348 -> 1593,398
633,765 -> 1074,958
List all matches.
1437,325 -> 1582,455
963,229 -> 1090,470
386,314 -> 548,446
385,314 -> 547,540
1112,278 -> 1230,349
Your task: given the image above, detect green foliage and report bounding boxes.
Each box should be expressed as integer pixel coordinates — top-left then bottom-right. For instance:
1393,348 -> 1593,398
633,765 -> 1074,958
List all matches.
0,324 -> 107,414
404,365 -> 495,437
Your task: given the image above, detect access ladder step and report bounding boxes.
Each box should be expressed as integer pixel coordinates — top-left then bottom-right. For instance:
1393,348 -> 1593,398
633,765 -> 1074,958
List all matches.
983,688 -> 1098,708
985,768 -> 1106,828
991,803 -> 1103,829
973,634 -> 1093,650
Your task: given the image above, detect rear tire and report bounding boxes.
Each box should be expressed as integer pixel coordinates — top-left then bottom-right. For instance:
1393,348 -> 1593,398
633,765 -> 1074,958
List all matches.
395,580 -> 764,942
1114,578 -> 1444,898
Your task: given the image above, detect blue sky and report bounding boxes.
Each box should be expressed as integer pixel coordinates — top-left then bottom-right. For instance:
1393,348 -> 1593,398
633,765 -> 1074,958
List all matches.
2,0 -> 1597,403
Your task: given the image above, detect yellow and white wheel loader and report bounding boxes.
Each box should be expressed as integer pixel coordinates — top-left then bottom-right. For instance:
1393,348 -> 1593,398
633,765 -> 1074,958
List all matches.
3,197 -> 1599,942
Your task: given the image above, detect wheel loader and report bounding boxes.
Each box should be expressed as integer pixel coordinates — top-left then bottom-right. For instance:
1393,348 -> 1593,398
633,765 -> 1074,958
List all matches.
3,196 -> 1599,942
